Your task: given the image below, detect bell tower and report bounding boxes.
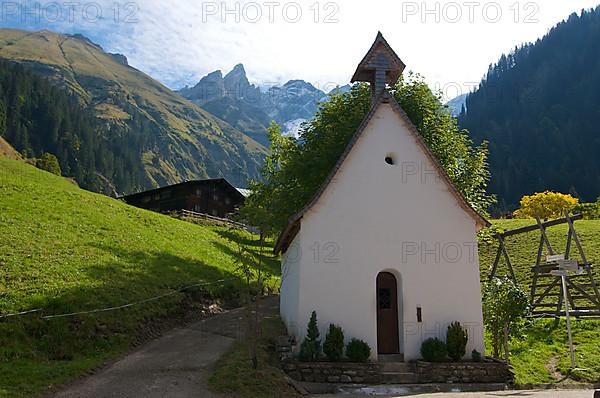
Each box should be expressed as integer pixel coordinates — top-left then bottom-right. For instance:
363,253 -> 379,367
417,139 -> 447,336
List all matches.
351,32 -> 406,101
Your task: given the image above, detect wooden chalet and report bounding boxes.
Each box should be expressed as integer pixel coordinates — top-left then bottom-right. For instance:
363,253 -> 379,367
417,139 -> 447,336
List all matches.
120,179 -> 249,218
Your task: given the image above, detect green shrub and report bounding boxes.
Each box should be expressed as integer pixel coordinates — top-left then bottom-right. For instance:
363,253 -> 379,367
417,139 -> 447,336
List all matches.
483,277 -> 530,360
323,324 -> 344,361
345,338 -> 371,362
298,311 -> 321,361
472,349 -> 483,362
420,338 -> 448,362
35,152 -> 61,176
573,202 -> 600,219
447,321 -> 468,361
299,339 -> 320,362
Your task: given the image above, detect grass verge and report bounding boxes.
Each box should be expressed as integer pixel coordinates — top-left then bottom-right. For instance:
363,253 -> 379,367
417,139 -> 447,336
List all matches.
209,316 -> 301,398
0,157 -> 279,397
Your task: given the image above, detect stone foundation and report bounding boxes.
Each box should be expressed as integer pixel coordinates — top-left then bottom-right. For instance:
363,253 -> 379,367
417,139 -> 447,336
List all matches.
415,360 -> 513,384
283,359 -> 512,385
283,362 -> 382,384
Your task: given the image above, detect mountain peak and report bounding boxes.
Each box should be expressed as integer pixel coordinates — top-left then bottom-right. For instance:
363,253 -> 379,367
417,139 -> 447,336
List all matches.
67,33 -> 103,50
283,79 -> 317,90
224,63 -> 251,97
204,70 -> 224,80
224,63 -> 248,83
109,53 -> 129,66
232,63 -> 245,72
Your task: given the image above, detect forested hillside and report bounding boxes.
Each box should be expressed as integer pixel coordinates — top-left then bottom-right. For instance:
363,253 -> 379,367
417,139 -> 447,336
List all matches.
0,29 -> 267,195
0,59 -> 145,193
459,7 -> 600,211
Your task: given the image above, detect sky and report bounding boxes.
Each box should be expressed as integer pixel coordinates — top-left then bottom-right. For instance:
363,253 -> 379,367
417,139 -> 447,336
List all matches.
2,0 -> 599,99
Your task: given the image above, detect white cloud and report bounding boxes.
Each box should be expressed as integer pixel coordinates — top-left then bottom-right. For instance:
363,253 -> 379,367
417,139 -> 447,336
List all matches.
4,0 -> 600,96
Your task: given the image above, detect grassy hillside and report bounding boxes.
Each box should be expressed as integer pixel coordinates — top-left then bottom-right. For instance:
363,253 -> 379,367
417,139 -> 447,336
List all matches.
479,219 -> 600,384
0,157 -> 278,397
0,28 -> 267,193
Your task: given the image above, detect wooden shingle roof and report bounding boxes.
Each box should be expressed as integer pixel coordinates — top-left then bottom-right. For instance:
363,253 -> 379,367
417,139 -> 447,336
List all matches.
351,32 -> 406,86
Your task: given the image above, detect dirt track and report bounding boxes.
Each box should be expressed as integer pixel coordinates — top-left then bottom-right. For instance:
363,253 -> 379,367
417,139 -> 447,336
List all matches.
53,297 -> 279,398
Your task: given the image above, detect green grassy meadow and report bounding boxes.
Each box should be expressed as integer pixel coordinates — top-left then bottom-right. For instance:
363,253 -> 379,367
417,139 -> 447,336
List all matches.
1,154 -> 600,395
478,219 -> 600,385
0,157 -> 279,397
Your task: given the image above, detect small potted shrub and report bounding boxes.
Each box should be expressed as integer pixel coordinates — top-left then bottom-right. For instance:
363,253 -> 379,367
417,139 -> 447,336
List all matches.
323,324 -> 344,362
346,339 -> 371,362
420,338 -> 448,362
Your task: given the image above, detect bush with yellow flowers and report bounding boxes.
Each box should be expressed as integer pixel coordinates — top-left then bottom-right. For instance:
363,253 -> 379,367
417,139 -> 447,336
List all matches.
513,191 -> 579,219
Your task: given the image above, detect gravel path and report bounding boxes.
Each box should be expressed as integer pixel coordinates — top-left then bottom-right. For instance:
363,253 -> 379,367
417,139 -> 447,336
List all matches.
53,297 -> 279,398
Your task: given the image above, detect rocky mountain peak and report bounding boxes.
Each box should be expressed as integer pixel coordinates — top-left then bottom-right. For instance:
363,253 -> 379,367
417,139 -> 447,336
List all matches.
179,63 -> 335,140
109,53 -> 129,66
224,63 -> 251,95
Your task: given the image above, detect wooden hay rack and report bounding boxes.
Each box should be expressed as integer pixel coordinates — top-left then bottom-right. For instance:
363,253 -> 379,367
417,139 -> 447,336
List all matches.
488,213 -> 600,319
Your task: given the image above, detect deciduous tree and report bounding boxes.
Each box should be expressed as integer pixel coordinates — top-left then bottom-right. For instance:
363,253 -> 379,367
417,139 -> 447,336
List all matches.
245,76 -> 495,235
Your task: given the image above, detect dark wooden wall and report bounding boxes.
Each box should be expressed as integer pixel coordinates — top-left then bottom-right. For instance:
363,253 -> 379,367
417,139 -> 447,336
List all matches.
122,180 -> 245,218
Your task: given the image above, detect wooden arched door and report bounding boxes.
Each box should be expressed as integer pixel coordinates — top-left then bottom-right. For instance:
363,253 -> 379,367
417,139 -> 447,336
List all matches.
376,272 -> 400,354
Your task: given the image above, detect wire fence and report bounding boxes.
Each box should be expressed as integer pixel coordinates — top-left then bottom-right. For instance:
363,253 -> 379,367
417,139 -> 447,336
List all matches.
0,308 -> 43,319
0,277 -> 238,321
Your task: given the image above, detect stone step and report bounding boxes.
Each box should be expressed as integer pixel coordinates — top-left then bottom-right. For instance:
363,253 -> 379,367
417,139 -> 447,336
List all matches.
381,362 -> 416,373
378,354 -> 404,363
382,371 -> 418,384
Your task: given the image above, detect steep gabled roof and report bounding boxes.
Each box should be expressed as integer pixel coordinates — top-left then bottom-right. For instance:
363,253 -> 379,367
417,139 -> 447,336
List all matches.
351,32 -> 406,85
119,178 -> 245,201
274,91 -> 490,254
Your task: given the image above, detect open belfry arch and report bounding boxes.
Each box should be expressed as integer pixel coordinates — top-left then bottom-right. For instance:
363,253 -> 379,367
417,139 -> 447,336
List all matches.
351,32 -> 406,99
489,213 -> 600,318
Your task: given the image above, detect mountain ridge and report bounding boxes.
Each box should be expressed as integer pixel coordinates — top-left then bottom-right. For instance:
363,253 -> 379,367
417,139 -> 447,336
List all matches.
179,64 -> 335,142
0,28 -> 267,194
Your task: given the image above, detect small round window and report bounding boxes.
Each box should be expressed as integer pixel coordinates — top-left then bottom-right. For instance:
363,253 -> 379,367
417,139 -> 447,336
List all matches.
385,155 -> 395,165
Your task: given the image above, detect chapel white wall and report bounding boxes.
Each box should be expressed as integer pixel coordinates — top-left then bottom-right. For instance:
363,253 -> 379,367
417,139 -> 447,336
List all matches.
280,103 -> 485,360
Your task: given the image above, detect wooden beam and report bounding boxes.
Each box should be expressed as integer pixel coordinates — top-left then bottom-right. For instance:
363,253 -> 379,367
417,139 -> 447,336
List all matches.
536,217 -> 555,255
566,213 -> 588,264
565,227 -> 573,259
554,282 -> 564,326
530,235 -> 545,299
566,212 -> 600,302
493,214 -> 583,238
500,237 -> 518,283
488,244 -> 503,280
534,279 -> 560,305
565,279 -> 600,305
532,310 -> 600,317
